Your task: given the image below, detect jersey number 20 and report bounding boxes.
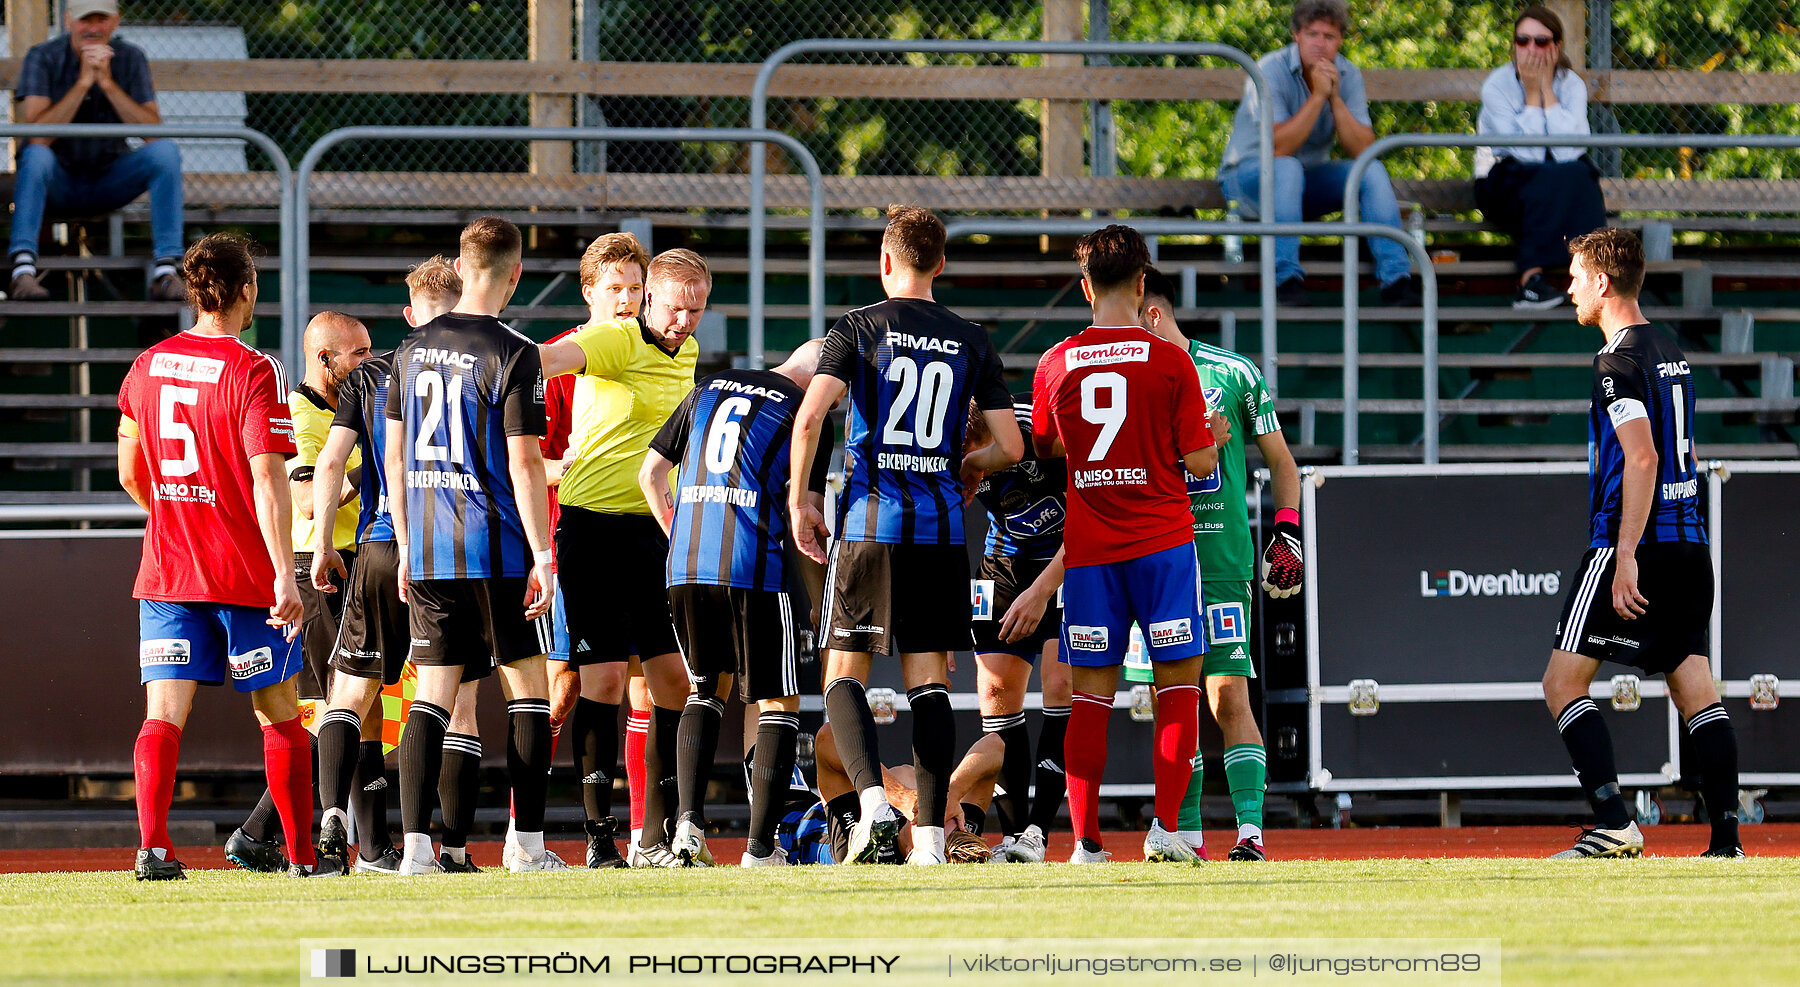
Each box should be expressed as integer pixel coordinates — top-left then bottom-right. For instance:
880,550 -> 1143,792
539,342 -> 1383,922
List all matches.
883,357 -> 954,449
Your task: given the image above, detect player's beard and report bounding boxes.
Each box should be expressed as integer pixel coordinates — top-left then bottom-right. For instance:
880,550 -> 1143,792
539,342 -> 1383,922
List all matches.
1575,297 -> 1602,327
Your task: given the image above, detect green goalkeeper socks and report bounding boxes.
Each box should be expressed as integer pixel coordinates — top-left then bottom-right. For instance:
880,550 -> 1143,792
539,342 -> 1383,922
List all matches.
1224,743 -> 1267,829
1176,752 -> 1205,832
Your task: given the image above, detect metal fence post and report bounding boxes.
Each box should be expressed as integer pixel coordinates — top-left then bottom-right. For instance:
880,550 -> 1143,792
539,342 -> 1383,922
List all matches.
0,124 -> 295,371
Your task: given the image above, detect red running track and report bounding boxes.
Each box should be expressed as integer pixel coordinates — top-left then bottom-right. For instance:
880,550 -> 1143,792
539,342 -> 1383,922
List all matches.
4,824 -> 1795,874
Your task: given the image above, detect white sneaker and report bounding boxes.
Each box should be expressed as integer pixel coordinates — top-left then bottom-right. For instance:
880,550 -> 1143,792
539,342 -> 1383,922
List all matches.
1143,819 -> 1201,863
740,846 -> 788,867
670,818 -> 713,868
506,847 -> 571,872
988,835 -> 1016,862
845,802 -> 903,864
1549,821 -> 1645,859
1069,839 -> 1111,864
398,854 -> 446,876
996,825 -> 1047,863
626,842 -> 650,868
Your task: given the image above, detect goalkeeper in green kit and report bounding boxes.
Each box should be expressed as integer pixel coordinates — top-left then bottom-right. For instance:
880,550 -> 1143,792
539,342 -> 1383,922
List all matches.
1140,267 -> 1303,861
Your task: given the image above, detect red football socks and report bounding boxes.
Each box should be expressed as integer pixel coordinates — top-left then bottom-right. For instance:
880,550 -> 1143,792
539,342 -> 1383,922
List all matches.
1065,691 -> 1113,845
133,718 -> 182,851
262,716 -> 316,868
625,708 -> 650,832
1153,683 -> 1201,827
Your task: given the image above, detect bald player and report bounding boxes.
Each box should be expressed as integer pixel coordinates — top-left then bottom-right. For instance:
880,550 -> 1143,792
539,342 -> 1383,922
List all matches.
226,311 -> 373,873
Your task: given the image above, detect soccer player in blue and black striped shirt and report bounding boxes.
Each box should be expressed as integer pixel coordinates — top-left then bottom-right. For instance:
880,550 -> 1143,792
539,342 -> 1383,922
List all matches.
638,340 -> 833,866
383,218 -> 565,873
789,206 -> 1024,865
1543,228 -> 1741,859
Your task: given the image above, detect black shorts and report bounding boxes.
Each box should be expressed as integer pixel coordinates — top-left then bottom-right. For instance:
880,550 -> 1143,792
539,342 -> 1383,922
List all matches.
293,549 -> 353,700
822,540 -> 973,656
332,540 -> 408,686
556,507 -> 679,666
1554,541 -> 1713,675
406,575 -> 554,674
970,553 -> 1062,660
669,584 -> 803,702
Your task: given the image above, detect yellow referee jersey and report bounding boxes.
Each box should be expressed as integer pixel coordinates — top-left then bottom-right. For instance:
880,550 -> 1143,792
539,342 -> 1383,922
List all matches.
558,318 -> 698,514
288,385 -> 361,553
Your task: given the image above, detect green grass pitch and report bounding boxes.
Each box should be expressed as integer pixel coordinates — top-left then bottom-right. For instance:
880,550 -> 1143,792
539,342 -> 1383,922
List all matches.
4,859 -> 1798,985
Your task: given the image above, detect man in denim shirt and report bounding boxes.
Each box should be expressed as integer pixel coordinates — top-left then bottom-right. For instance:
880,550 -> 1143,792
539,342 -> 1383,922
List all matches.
1218,0 -> 1418,308
9,0 -> 185,302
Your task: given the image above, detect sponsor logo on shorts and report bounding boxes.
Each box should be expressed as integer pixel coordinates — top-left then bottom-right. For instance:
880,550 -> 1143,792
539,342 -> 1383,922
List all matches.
411,637 -> 433,647
1420,569 -> 1561,598
1147,618 -> 1194,649
337,648 -> 381,661
833,624 -> 886,639
971,579 -> 994,620
228,647 -> 275,680
148,352 -> 225,383
1064,341 -> 1149,370
1587,634 -> 1642,649
1206,602 -> 1248,645
140,638 -> 191,666
1068,624 -> 1110,651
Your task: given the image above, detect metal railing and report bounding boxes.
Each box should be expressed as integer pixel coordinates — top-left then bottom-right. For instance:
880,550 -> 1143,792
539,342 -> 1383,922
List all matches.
0,123 -> 296,359
942,218 -> 1441,463
294,126 -> 826,369
752,39 -> 1277,383
1341,132 -> 1800,465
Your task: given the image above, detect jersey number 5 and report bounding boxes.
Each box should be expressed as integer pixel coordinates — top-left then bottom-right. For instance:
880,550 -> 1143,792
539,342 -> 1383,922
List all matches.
883,357 -> 954,449
157,384 -> 200,477
1080,372 -> 1128,460
414,370 -> 467,464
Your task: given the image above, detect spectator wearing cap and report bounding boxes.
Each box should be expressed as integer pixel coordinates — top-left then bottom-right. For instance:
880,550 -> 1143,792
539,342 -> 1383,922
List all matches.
9,0 -> 185,302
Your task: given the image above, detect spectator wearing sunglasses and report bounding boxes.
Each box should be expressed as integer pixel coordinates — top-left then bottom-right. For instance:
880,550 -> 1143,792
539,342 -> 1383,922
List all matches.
1475,5 -> 1608,310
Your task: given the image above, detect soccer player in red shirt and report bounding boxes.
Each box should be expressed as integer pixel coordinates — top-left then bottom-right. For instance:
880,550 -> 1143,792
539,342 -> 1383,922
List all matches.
1031,224 -> 1228,865
116,233 -> 319,879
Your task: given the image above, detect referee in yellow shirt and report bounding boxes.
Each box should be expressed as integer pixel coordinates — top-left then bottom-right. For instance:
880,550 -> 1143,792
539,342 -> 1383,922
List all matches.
229,311 -> 372,868
540,248 -> 710,865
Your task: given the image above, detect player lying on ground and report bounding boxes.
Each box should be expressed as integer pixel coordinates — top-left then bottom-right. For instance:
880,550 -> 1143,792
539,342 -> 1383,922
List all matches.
813,722 -> 1003,865
307,258 -> 487,874
538,249 -> 710,866
1542,228 -> 1743,860
789,205 -> 1023,866
1142,266 -> 1303,862
117,233 -> 319,879
960,398 -> 1071,864
639,341 -> 831,868
1031,224 -> 1226,865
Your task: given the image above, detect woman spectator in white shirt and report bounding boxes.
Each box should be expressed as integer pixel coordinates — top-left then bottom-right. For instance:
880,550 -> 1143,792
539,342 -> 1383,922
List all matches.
1475,5 -> 1607,309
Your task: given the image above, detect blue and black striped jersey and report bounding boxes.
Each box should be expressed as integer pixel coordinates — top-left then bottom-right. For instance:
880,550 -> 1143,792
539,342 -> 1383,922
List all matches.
973,398 -> 1066,561
332,352 -> 395,544
384,314 -> 546,580
817,298 -> 1011,545
1587,324 -> 1706,548
650,369 -> 833,592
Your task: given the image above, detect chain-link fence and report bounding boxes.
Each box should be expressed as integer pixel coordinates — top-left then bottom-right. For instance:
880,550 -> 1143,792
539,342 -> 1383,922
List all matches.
6,0 -> 1800,210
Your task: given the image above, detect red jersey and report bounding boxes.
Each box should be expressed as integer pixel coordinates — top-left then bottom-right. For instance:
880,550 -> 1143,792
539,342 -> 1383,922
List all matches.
118,331 -> 298,607
1032,326 -> 1213,567
540,327 -> 580,557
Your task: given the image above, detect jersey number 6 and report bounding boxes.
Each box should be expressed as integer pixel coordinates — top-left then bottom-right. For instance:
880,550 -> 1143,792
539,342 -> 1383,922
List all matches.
704,396 -> 754,474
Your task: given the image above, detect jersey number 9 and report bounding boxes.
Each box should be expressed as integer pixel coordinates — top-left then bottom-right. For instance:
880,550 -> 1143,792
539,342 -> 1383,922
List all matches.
1080,372 -> 1128,460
